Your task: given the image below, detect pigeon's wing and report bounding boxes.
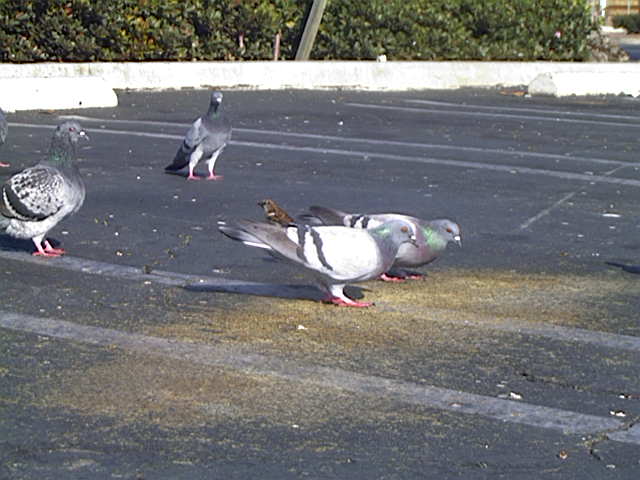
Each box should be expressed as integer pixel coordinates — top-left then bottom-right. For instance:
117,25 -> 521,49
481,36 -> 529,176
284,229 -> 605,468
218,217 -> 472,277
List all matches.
165,118 -> 208,171
306,206 -> 398,230
290,225 -> 383,281
0,166 -> 67,221
200,116 -> 232,154
220,220 -> 383,282
219,220 -> 302,263
305,206 -> 350,226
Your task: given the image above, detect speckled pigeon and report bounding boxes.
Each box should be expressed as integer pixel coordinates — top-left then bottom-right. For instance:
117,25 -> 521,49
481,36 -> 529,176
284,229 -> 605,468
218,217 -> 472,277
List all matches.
165,91 -> 232,181
0,108 -> 9,167
0,121 -> 88,256
304,206 -> 461,281
219,218 -> 417,307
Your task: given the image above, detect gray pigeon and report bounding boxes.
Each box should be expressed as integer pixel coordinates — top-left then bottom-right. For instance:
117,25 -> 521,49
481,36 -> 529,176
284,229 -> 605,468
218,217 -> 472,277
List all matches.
219,219 -> 417,307
0,108 -> 9,167
304,206 -> 461,281
165,91 -> 231,180
0,121 -> 88,256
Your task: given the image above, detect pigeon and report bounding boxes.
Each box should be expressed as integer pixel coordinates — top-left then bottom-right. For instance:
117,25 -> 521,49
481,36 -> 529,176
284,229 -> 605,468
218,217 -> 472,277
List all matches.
0,108 -> 9,167
303,206 -> 461,281
219,219 -> 417,307
258,199 -> 295,226
0,121 -> 88,256
165,91 -> 232,180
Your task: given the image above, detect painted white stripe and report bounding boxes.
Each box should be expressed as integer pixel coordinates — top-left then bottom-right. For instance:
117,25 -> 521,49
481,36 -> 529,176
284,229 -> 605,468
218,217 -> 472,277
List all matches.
0,309 -> 631,442
2,249 -> 640,355
0,248 -> 260,288
10,122 -> 640,187
347,102 -> 640,129
234,140 -> 640,187
518,191 -> 578,230
405,99 -> 640,123
52,116 -> 636,167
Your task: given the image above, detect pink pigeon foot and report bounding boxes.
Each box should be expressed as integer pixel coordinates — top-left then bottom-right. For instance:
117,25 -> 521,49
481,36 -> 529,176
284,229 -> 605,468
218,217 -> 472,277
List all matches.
32,242 -> 63,257
187,173 -> 201,180
406,273 -> 424,280
206,173 -> 223,181
379,272 -> 407,282
0,162 -> 9,167
43,240 -> 65,255
326,296 -> 373,308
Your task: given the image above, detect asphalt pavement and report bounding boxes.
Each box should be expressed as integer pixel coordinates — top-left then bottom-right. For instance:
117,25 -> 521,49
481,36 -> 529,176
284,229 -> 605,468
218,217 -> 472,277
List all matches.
1,88 -> 640,479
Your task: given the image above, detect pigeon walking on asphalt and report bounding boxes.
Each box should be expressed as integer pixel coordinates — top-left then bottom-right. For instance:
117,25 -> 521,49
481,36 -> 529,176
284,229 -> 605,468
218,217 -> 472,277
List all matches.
0,108 -> 9,167
304,206 -> 461,281
219,219 -> 417,307
0,121 -> 88,256
258,199 -> 295,227
165,91 -> 231,181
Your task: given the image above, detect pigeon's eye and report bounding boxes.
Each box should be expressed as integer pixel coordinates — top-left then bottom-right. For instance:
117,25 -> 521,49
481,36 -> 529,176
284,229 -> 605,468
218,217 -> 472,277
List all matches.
446,228 -> 453,233
401,226 -> 408,233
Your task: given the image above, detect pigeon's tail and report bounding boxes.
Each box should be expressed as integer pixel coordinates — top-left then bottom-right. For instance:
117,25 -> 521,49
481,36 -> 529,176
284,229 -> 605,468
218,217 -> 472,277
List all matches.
306,206 -> 348,226
219,223 -> 271,250
164,145 -> 190,172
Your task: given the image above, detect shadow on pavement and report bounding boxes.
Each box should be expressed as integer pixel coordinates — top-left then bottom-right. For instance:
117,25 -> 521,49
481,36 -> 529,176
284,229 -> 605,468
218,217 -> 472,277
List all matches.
606,261 -> 640,275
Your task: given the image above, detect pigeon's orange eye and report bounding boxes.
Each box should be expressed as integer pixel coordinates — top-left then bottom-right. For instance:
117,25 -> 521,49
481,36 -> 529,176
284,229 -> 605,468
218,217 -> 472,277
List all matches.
401,226 -> 408,233
446,228 -> 453,233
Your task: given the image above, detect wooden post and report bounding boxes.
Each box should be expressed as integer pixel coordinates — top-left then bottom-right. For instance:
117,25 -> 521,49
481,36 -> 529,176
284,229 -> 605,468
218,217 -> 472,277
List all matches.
295,0 -> 328,60
273,31 -> 281,61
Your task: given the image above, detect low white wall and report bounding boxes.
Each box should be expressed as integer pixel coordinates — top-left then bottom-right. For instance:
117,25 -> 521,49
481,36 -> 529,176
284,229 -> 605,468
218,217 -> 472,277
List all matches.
1,61 -> 639,111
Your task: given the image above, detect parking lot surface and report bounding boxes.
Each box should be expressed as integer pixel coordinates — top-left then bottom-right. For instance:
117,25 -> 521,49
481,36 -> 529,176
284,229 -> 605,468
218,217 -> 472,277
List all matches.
1,88 -> 640,479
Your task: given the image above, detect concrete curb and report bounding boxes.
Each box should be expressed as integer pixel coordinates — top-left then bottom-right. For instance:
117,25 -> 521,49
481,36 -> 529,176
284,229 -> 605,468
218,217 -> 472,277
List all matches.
529,71 -> 640,97
1,61 -> 640,111
0,76 -> 118,112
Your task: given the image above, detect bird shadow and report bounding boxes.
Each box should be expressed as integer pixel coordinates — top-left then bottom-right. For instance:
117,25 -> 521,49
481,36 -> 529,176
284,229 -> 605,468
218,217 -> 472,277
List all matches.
0,235 -> 63,253
163,170 -> 188,179
605,261 -> 640,275
183,281 -> 366,303
0,236 -> 32,253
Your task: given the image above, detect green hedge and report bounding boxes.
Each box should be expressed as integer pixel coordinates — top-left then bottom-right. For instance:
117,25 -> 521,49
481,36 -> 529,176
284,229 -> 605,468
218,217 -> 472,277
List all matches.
613,13 -> 640,34
0,0 -> 597,62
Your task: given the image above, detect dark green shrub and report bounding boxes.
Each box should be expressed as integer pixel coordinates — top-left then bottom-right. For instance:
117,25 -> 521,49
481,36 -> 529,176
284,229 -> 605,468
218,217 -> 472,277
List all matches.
0,0 -> 597,62
613,13 -> 640,34
315,0 -> 596,61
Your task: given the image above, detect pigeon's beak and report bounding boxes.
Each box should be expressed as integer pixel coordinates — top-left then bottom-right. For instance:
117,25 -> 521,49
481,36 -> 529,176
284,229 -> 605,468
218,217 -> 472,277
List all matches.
453,235 -> 462,248
80,130 -> 90,141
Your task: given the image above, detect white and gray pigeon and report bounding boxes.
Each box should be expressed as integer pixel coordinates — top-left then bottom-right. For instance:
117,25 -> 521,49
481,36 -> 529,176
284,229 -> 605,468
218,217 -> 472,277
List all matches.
0,108 -> 9,167
219,218 -> 417,307
165,91 -> 231,181
0,121 -> 88,256
303,206 -> 461,281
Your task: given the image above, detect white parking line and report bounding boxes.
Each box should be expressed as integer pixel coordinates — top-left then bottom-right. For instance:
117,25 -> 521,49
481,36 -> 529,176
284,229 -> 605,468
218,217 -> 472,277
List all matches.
55,115 -> 634,168
10,122 -> 640,187
0,309 -> 632,443
347,102 -> 640,129
404,99 -> 640,123
2,249 -> 640,354
518,192 -> 578,231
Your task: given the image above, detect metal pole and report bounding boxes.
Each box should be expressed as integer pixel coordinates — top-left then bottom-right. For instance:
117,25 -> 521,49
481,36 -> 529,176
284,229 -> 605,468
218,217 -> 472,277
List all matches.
295,0 -> 328,60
